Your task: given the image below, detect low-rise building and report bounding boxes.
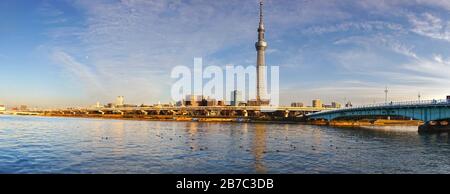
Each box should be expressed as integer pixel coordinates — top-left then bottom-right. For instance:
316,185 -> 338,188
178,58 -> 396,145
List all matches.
291,102 -> 304,107
331,102 -> 341,108
19,105 -> 28,111
184,95 -> 204,107
345,101 -> 353,108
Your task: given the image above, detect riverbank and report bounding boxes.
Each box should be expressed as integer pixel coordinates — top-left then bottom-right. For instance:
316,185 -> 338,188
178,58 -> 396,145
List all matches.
309,119 -> 423,127
2,113 -> 427,127
9,113 -> 305,124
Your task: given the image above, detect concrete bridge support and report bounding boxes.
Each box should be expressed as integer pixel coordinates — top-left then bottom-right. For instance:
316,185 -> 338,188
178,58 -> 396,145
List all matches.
309,103 -> 450,133
419,120 -> 450,133
284,110 -> 290,118
243,110 -> 248,117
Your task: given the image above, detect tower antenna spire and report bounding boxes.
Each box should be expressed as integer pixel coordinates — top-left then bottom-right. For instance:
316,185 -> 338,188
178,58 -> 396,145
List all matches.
259,0 -> 264,25
384,86 -> 389,104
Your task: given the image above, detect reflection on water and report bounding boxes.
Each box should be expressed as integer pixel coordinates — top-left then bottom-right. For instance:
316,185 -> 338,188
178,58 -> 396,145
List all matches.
0,115 -> 449,174
253,124 -> 267,173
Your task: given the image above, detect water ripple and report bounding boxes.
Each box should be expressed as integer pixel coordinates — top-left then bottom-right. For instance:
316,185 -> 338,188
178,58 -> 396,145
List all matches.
0,115 -> 449,173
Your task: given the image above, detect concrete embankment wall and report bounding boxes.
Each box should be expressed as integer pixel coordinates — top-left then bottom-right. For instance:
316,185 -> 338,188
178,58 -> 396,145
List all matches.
38,113 -> 306,123
309,119 -> 423,127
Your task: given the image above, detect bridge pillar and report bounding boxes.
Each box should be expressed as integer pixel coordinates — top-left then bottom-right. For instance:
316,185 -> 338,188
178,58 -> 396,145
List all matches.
141,110 -> 148,115
284,110 -> 290,118
243,110 -> 248,117
99,110 -> 105,115
419,120 -> 450,133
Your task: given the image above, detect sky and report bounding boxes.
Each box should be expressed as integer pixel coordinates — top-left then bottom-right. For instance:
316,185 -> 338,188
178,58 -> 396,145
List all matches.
1,0 -> 450,108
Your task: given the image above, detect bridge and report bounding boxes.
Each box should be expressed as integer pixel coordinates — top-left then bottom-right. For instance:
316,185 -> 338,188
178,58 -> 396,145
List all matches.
13,106 -> 333,120
308,99 -> 450,132
0,111 -> 40,116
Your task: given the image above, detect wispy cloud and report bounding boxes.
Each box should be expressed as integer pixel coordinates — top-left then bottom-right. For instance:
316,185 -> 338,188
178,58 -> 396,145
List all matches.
408,13 -> 450,41
51,50 -> 103,94
31,0 -> 450,106
303,21 -> 404,35
43,0 -> 354,104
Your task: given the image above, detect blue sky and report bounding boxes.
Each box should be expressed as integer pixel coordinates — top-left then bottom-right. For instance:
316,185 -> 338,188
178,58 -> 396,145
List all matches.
1,0 -> 450,107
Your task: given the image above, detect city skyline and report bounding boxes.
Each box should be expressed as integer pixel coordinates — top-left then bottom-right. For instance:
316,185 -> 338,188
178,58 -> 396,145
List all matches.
1,0 -> 450,108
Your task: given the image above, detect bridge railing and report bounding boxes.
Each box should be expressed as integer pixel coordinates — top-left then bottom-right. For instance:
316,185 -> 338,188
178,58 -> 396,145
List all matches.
356,99 -> 449,108
310,99 -> 450,115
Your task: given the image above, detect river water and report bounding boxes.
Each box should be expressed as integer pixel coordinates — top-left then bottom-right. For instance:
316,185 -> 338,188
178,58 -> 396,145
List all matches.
0,115 -> 449,174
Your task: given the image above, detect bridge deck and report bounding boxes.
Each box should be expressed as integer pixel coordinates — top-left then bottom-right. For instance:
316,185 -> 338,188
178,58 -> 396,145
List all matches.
308,99 -> 450,123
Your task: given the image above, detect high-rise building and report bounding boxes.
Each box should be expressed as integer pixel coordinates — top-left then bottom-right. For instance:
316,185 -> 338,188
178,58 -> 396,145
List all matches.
312,99 -> 322,108
116,96 -> 124,107
0,105 -> 6,111
231,90 -> 243,106
255,1 -> 268,105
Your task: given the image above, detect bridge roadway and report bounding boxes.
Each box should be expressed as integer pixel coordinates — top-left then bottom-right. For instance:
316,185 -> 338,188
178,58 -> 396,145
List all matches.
37,106 -> 334,118
308,99 -> 450,132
